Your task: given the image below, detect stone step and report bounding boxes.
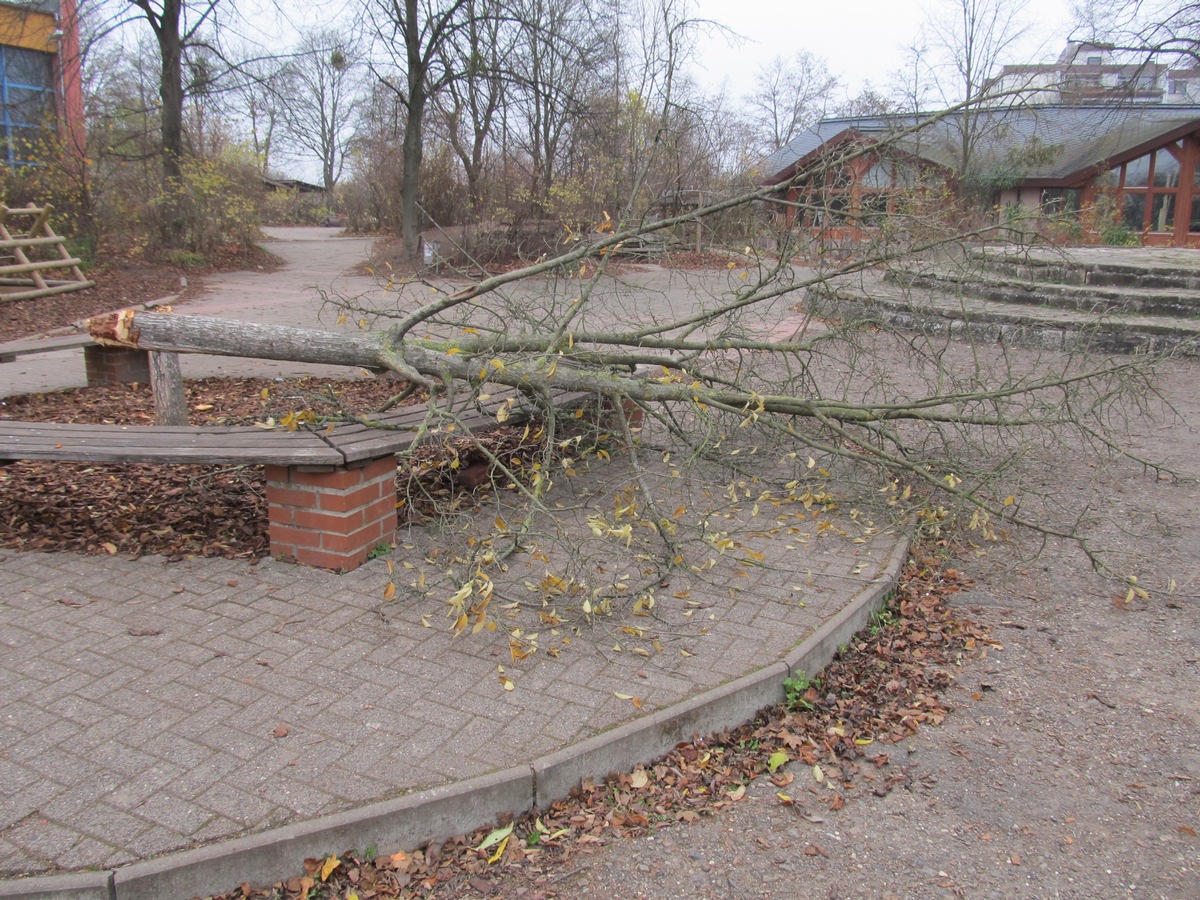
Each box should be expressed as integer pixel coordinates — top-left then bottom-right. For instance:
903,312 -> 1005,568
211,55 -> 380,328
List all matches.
890,270 -> 1200,318
804,273 -> 1200,356
965,246 -> 1200,289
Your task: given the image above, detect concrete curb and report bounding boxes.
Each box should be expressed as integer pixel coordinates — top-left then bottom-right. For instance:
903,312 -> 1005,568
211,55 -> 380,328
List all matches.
0,870 -> 113,900
784,535 -> 910,680
2,537 -> 909,900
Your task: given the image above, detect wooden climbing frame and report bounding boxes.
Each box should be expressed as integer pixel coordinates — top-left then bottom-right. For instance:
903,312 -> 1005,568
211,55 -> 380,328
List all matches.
0,204 -> 94,301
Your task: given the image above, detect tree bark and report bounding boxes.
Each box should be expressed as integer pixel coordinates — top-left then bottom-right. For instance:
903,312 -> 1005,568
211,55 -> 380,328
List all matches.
87,311 -> 392,369
150,351 -> 187,425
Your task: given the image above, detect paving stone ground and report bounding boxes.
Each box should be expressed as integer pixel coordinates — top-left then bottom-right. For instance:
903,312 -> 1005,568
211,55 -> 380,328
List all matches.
0,229 -> 902,877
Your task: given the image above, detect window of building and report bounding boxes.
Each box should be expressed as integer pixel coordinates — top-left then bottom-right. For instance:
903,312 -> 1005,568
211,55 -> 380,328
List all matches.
1086,55 -> 1102,65
1106,143 -> 1185,233
0,45 -> 56,167
1042,187 -> 1081,215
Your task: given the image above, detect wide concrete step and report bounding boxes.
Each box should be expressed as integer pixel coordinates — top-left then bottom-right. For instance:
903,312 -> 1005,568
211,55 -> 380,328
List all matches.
966,246 -> 1200,289
889,270 -> 1200,318
804,273 -> 1200,356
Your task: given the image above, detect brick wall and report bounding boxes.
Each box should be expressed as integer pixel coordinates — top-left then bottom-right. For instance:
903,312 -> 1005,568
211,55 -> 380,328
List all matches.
265,456 -> 398,571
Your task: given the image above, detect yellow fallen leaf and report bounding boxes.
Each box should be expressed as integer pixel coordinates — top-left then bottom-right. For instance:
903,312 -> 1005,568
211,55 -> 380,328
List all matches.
727,784 -> 746,801
383,582 -> 396,601
320,854 -> 340,881
475,822 -> 514,852
102,542 -> 118,555
629,769 -> 649,789
487,834 -> 509,863
812,764 -> 825,783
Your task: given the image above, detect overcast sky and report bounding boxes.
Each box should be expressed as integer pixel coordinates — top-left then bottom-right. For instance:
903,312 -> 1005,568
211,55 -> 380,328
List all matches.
226,0 -> 1082,178
689,0 -> 1079,101
235,0 -> 1080,102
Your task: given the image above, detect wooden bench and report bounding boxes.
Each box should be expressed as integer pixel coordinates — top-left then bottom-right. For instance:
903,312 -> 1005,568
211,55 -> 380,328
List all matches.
0,388 -> 593,571
0,332 -> 160,385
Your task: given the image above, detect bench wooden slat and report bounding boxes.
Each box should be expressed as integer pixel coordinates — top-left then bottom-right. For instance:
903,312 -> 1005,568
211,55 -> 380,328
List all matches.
0,333 -> 93,362
0,388 -> 598,468
0,421 -> 344,466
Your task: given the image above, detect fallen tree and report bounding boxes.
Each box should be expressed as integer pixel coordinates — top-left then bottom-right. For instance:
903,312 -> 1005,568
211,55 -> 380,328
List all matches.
83,125 -> 1171,633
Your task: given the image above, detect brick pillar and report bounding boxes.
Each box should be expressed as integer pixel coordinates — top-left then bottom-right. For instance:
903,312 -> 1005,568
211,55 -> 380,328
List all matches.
83,346 -> 151,385
265,456 -> 398,571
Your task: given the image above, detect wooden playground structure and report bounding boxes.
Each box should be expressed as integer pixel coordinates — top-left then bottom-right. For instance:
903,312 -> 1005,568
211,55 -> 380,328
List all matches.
0,204 -> 93,301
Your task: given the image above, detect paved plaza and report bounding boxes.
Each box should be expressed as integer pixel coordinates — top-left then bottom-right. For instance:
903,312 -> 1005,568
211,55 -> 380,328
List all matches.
0,229 -> 904,892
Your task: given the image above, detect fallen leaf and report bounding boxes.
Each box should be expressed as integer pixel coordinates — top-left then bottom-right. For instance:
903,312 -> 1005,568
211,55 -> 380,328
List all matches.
475,822 -> 514,853
127,628 -> 162,637
273,725 -> 290,738
319,855 -> 339,881
767,750 -> 789,773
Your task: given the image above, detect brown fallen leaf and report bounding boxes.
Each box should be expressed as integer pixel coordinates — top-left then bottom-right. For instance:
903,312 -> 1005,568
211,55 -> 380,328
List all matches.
128,627 -> 162,636
273,725 -> 290,738
803,844 -> 830,858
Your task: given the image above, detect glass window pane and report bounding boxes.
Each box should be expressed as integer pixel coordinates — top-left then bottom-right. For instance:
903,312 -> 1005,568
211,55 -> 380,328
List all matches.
1153,148 -> 1181,187
1150,193 -> 1175,231
4,48 -> 52,89
1123,193 -> 1146,230
1125,154 -> 1151,187
1190,196 -> 1200,232
1098,167 -> 1121,190
5,87 -> 53,127
861,162 -> 890,189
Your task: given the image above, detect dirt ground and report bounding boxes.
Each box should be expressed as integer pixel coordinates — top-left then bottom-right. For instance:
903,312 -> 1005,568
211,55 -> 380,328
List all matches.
464,356 -> 1200,899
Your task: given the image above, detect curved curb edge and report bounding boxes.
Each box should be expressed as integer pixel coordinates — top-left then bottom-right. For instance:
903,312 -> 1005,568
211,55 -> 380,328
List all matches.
1,536 -> 909,900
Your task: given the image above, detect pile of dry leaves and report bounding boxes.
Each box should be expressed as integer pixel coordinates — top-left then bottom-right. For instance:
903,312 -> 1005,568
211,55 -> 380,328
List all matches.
208,549 -> 999,900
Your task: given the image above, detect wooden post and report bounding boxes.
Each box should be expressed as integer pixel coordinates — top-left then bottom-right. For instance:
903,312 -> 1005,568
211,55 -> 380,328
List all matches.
150,351 -> 188,426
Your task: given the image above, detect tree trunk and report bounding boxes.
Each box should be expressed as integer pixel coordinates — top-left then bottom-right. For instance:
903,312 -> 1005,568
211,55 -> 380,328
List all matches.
87,311 -> 392,370
155,1 -> 186,248
400,94 -> 426,257
150,351 -> 187,425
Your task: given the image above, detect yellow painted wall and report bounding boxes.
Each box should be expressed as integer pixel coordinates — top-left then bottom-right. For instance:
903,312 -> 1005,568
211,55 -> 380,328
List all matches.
0,6 -> 57,55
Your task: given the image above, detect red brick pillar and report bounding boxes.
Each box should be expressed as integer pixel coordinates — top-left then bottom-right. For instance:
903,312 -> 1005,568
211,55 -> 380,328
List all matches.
83,346 -> 151,385
265,456 -> 398,571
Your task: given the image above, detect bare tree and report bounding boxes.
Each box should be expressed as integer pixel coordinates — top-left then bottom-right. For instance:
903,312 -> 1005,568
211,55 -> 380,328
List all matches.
278,29 -> 366,192
118,0 -> 221,243
508,0 -> 608,209
364,0 -> 474,256
745,51 -> 839,155
923,0 -> 1035,187
234,56 -> 287,176
428,0 -> 511,217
